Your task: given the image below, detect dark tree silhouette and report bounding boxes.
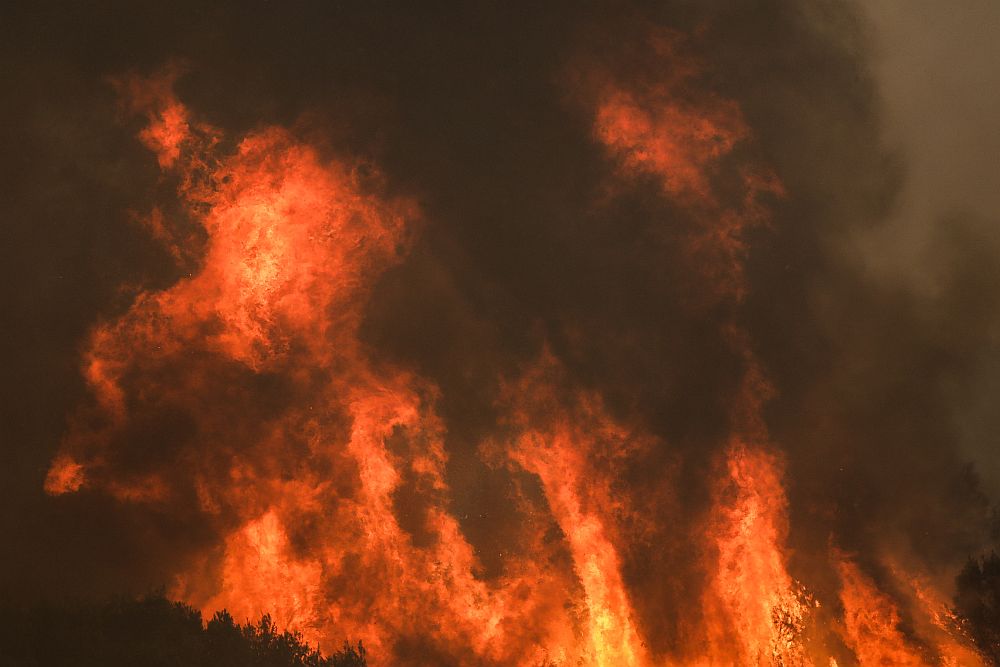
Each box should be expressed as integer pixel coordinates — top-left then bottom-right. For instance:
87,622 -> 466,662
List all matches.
953,551 -> 1000,664
0,593 -> 366,667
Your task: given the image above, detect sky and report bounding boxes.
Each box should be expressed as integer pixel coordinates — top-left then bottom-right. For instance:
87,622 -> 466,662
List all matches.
859,0 -> 1000,494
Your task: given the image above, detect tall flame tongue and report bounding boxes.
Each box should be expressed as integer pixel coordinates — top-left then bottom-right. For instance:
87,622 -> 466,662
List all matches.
45,35 -> 985,667
488,353 -> 653,667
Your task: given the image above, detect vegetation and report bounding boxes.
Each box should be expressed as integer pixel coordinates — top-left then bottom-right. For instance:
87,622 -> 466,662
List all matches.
5,566 -> 1000,667
953,551 -> 1000,665
0,593 -> 365,667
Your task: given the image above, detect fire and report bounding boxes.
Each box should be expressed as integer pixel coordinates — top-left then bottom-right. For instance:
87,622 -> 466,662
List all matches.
44,35 -> 987,666
494,354 -> 652,667
830,555 -> 988,666
211,510 -> 324,633
584,31 -> 781,303
112,65 -> 194,169
835,558 -> 926,665
44,455 -> 85,495
702,443 -> 811,665
50,68 -> 589,665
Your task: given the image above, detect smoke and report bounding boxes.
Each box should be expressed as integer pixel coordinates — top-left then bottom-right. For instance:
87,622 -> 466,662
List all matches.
2,0 -> 998,664
855,0 -> 1000,500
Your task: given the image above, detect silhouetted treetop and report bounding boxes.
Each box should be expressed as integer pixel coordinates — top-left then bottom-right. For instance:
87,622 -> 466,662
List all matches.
953,551 -> 1000,665
0,593 -> 366,667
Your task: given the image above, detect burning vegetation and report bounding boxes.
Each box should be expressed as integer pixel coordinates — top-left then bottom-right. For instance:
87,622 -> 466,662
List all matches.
4,2 -> 999,666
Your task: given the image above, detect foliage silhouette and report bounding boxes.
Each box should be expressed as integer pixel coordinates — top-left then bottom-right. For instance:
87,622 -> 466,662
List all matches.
953,551 -> 1000,664
0,593 -> 365,667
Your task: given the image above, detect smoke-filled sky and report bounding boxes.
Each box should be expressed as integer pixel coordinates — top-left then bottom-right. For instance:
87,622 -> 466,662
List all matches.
859,0 -> 1000,497
1,2 -> 998,665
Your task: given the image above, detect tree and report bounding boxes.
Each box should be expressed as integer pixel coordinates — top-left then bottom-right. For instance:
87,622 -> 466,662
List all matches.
0,593 -> 367,667
953,551 -> 1000,664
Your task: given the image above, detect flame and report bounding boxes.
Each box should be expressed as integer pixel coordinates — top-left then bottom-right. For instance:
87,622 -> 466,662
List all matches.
835,557 -> 927,666
44,455 -> 85,495
494,354 -> 652,667
585,31 -> 781,303
902,572 -> 986,666
702,443 -> 811,665
49,69 -> 594,665
44,40 -> 988,666
587,30 -> 810,665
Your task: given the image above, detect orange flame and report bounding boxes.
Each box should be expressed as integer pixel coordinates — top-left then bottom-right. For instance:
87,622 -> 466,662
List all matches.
835,557 -> 927,666
702,444 -> 811,665
493,354 -> 653,666
44,48 -> 987,666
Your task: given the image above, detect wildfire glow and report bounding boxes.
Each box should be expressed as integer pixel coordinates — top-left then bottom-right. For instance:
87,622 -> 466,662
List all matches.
44,37 -> 986,667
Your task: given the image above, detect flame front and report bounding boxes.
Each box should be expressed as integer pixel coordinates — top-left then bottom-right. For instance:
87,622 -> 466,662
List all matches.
44,32 -> 987,667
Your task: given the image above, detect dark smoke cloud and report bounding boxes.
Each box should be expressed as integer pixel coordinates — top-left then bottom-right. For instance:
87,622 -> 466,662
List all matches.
857,0 -> 1000,501
1,0 -> 997,657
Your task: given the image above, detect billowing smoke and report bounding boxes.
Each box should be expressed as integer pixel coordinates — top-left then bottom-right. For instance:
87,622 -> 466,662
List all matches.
2,1 -> 998,665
